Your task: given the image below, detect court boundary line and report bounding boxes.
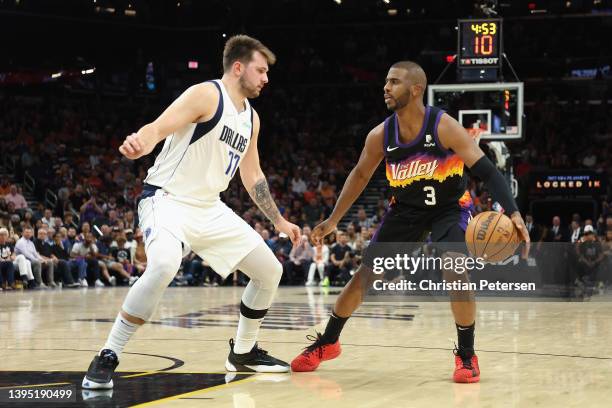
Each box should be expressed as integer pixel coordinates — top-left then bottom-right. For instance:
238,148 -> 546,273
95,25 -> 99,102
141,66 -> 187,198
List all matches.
5,342 -> 612,361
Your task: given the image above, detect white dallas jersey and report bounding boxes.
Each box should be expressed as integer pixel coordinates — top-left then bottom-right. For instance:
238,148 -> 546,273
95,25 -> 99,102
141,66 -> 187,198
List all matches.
144,80 -> 253,204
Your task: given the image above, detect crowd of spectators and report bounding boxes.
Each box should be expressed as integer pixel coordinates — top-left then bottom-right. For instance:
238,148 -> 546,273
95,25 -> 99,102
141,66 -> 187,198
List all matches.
1,10 -> 611,291
1,80 -> 611,291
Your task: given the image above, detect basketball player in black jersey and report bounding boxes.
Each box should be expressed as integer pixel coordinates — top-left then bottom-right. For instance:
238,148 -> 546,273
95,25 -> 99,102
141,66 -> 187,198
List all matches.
291,61 -> 529,383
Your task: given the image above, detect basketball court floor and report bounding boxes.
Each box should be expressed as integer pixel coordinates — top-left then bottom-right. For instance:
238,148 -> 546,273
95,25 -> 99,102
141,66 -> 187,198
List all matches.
2,286 -> 612,407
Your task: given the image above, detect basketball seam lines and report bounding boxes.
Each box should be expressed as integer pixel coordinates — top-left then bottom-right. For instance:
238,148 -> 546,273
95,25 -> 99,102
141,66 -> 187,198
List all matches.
470,213 -> 479,257
486,224 -> 517,260
481,214 -> 503,259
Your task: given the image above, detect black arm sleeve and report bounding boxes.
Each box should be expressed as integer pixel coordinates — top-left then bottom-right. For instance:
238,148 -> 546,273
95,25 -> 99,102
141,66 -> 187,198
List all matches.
468,155 -> 518,214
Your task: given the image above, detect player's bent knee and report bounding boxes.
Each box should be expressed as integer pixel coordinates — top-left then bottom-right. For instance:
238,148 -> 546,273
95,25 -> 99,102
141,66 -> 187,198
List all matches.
120,309 -> 145,325
270,259 -> 283,285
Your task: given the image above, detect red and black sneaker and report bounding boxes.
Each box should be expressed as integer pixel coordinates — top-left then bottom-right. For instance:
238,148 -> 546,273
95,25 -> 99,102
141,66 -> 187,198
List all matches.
291,332 -> 341,372
453,347 -> 480,383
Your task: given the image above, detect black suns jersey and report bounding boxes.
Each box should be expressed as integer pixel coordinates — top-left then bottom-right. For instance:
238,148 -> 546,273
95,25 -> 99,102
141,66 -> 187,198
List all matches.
383,105 -> 470,210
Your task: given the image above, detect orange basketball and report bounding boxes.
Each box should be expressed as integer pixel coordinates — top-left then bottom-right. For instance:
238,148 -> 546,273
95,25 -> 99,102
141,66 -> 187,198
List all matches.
465,211 -> 520,263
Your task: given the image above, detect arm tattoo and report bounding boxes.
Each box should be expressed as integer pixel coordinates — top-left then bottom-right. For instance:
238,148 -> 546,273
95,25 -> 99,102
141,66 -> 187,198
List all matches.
250,178 -> 282,224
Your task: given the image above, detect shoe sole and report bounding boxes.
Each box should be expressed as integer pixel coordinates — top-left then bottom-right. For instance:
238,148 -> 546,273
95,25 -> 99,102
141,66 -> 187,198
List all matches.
454,375 -> 480,383
225,359 -> 289,373
82,376 -> 113,389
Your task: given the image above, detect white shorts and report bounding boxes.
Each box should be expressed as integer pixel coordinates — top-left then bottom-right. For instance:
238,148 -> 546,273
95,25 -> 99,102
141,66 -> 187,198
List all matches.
138,190 -> 263,279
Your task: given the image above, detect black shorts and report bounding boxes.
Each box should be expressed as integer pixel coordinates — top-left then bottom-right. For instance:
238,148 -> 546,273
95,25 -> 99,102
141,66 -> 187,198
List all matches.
372,203 -> 471,244
362,203 -> 472,271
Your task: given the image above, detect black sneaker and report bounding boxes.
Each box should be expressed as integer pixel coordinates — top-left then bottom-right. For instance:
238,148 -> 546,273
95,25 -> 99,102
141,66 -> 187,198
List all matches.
225,339 -> 289,373
82,349 -> 119,389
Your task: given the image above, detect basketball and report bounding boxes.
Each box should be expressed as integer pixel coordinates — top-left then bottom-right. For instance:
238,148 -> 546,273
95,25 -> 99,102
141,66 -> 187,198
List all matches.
465,211 -> 520,262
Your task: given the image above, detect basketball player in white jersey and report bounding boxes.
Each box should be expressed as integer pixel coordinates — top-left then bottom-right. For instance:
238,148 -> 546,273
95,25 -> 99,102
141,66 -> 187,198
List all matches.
83,35 -> 301,389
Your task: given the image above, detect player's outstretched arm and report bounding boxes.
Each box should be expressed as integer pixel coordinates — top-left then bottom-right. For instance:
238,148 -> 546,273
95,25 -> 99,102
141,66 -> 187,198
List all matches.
240,110 -> 301,245
119,82 -> 219,160
311,124 -> 384,244
436,114 -> 530,246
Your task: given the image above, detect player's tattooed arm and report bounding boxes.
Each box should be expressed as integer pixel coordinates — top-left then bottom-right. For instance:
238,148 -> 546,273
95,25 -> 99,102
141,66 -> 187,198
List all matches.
250,177 -> 282,224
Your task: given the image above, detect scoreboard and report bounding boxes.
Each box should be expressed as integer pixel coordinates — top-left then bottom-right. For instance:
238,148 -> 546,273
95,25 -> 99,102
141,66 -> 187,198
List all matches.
457,18 -> 502,68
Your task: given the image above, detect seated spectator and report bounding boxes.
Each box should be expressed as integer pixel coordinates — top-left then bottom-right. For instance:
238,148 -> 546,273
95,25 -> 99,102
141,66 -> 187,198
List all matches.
353,207 -> 374,231
95,235 -> 118,286
52,216 -> 64,232
32,202 -> 45,221
41,208 -> 55,228
63,212 -> 76,229
0,230 -> 16,290
15,227 -> 49,288
306,241 -> 329,286
574,225 -> 605,298
33,228 -> 58,287
23,211 -> 34,228
78,222 -> 92,242
182,253 -> 221,286
110,236 -> 137,285
291,171 -> 307,195
70,232 -> 103,287
326,231 -> 353,286
124,210 -> 136,231
284,236 -> 313,285
65,227 -> 78,250
124,229 -> 136,254
5,185 -> 28,210
275,232 -> 293,262
0,227 -> 35,288
50,232 -> 80,288
345,223 -> 358,249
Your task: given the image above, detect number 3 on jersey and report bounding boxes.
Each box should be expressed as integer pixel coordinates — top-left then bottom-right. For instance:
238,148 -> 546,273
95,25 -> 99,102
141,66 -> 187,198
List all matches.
423,186 -> 436,205
225,151 -> 240,177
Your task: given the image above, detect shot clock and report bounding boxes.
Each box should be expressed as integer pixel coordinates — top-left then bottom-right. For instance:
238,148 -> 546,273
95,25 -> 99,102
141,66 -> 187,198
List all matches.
457,18 -> 502,68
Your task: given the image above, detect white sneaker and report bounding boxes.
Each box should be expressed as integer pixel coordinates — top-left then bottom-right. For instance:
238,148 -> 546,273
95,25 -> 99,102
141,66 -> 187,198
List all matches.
80,279 -> 89,287
128,276 -> 138,286
95,279 -> 105,287
39,282 -> 49,289
109,276 -> 117,286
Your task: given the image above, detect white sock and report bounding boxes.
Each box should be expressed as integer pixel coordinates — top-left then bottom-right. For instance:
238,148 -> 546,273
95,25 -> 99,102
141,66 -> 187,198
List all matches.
101,314 -> 140,359
233,315 -> 263,354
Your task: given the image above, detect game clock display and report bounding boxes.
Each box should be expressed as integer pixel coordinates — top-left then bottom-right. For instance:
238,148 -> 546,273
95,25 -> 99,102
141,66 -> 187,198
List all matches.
458,18 -> 502,68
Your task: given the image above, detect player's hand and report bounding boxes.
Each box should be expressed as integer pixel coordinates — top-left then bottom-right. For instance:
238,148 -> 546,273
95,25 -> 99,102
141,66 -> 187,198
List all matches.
277,220 -> 301,246
311,219 -> 337,246
119,132 -> 155,160
510,211 -> 530,256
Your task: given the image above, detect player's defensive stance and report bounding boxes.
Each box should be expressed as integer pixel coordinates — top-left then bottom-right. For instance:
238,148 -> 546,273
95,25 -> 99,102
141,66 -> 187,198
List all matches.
83,35 -> 300,389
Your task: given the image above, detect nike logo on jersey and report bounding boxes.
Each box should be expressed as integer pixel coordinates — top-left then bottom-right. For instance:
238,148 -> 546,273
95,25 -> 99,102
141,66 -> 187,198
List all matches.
387,146 -> 399,152
389,159 -> 439,180
219,125 -> 248,153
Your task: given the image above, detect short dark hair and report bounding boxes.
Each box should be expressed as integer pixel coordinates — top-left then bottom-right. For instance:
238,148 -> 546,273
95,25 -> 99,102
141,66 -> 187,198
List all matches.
223,35 -> 276,73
